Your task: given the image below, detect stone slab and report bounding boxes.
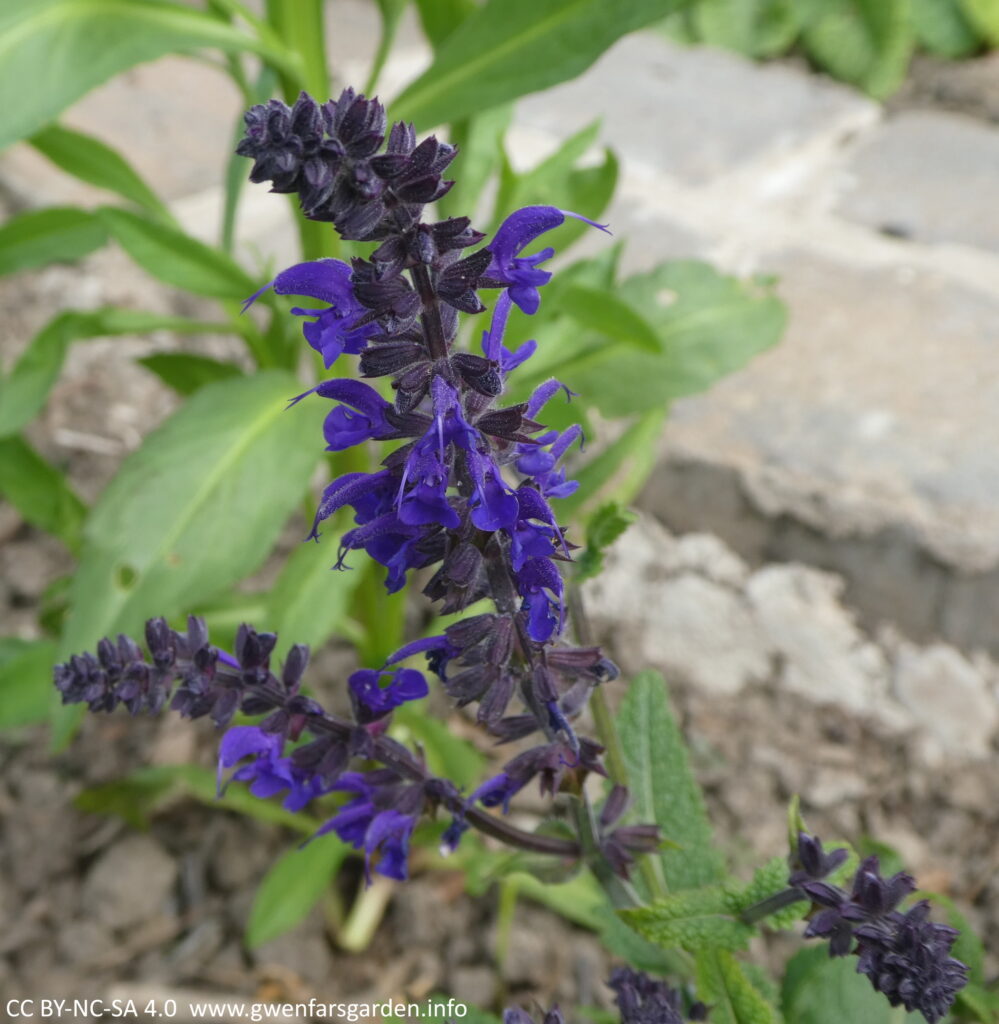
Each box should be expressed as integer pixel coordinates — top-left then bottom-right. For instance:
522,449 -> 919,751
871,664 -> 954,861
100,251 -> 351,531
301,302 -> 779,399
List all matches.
517,34 -> 876,184
836,110 -> 999,251
640,249 -> 999,652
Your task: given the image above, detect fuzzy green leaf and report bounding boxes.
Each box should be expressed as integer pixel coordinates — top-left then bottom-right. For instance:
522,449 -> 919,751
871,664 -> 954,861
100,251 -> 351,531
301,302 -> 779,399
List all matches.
694,0 -> 800,58
622,886 -> 754,952
799,0 -> 914,99
698,950 -> 781,1024
616,670 -> 724,892
576,501 -> 637,582
911,0 -> 981,56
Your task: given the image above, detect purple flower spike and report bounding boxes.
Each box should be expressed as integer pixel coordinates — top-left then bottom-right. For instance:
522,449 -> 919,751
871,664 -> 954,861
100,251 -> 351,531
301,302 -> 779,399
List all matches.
486,205 -> 610,314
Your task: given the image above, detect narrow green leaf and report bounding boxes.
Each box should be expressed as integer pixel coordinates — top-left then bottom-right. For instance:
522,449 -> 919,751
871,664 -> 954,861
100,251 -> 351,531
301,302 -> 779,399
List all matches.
30,124 -> 174,222
507,868 -> 606,931
616,671 -> 724,891
622,887 -> 754,952
98,206 -> 257,299
0,206 -> 106,276
75,764 -> 315,833
559,408 -> 667,522
557,262 -> 785,419
393,0 -> 687,129
698,950 -> 780,1024
138,352 -> 242,395
800,0 -> 914,99
0,637 -> 58,728
0,0 -> 299,150
0,308 -> 236,438
912,0 -> 980,56
0,435 -> 86,551
562,284 -> 664,353
246,837 -> 349,948
60,372 -> 324,662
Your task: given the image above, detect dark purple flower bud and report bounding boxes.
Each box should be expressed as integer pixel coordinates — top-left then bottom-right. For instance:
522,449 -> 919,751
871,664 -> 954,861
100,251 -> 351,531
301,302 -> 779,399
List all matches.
607,967 -> 693,1024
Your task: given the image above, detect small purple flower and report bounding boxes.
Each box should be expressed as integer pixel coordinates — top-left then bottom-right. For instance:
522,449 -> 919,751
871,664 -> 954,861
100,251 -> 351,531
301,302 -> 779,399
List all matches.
348,666 -> 428,722
485,205 -> 609,315
243,259 -> 377,366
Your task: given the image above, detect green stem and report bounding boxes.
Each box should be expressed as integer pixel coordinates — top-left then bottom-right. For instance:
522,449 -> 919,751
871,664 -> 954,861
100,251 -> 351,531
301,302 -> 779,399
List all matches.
264,0 -> 332,262
740,887 -> 808,926
568,584 -> 668,902
337,874 -> 396,952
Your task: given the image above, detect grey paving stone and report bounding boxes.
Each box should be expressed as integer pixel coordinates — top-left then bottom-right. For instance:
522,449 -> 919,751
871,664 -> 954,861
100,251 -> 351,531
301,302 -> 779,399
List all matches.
640,249 -> 999,650
517,34 -> 876,183
837,110 -> 999,251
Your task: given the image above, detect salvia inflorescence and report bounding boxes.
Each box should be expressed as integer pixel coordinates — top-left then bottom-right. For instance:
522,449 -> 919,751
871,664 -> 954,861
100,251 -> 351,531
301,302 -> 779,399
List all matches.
55,87 -> 640,883
54,88 -> 969,1024
788,832 -> 968,1022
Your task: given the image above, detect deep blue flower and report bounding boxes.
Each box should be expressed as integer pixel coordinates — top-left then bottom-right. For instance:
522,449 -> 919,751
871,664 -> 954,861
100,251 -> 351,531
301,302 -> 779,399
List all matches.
243,258 -> 377,366
348,666 -> 428,722
485,205 -> 609,314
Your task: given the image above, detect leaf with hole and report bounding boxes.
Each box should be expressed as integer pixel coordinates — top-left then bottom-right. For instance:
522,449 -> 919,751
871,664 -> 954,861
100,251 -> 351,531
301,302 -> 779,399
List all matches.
59,372 -> 324,666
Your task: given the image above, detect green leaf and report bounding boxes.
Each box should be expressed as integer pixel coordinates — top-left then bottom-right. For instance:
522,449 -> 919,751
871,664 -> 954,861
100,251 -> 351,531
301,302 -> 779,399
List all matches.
138,352 -> 242,395
723,857 -> 808,931
246,837 -> 349,948
507,868 -> 606,930
911,0 -> 981,56
621,886 -> 754,952
0,0 -> 298,150
698,950 -> 780,1024
412,0 -> 478,49
961,0 -> 999,44
0,206 -> 107,276
98,206 -> 257,300
560,409 -> 667,523
441,104 -> 514,220
563,284 -> 663,353
0,308 -> 235,438
0,637 -> 58,728
59,372 -> 323,662
694,0 -> 800,58
393,0 -> 687,129
616,670 -> 724,892
800,0 -> 914,99
781,946 -> 921,1024
557,261 -> 785,419
576,501 -> 637,582
30,124 -> 174,222
0,435 -> 86,551
264,530 -> 362,660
